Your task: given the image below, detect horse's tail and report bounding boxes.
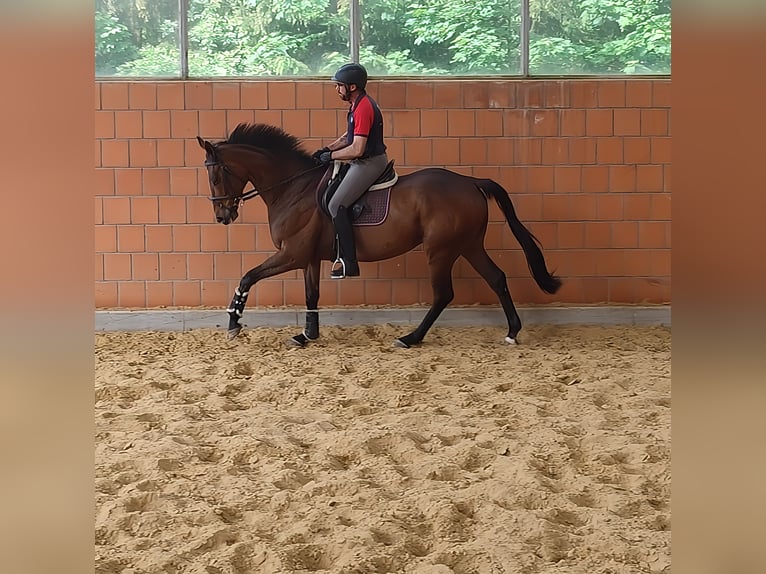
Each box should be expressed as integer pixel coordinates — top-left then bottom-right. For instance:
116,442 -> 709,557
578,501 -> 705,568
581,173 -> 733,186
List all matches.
477,179 -> 562,295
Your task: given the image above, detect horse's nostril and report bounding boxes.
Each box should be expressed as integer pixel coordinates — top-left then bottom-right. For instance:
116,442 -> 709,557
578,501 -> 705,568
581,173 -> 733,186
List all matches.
216,217 -> 223,223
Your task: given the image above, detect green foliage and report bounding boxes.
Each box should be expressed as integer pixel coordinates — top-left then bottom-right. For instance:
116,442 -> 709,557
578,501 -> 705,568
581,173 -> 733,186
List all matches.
117,43 -> 180,76
323,47 -> 434,75
95,11 -> 139,75
96,0 -> 670,77
529,37 -> 590,75
530,0 -> 671,74
184,0 -> 346,75
405,0 -> 521,73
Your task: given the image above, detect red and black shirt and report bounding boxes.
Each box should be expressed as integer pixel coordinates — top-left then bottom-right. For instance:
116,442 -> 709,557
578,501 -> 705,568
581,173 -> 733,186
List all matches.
346,92 -> 386,158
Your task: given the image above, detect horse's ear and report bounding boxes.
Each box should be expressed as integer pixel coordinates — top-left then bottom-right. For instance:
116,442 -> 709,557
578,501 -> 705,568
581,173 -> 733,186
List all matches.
197,136 -> 213,153
197,136 -> 216,156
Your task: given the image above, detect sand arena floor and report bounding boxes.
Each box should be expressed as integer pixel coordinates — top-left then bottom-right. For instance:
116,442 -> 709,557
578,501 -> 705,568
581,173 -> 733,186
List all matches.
95,324 -> 670,574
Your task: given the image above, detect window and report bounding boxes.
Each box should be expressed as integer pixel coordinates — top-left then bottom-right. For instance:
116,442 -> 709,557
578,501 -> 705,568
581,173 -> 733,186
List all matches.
360,0 -> 522,75
96,0 -> 180,77
529,0 -> 671,74
95,0 -> 670,78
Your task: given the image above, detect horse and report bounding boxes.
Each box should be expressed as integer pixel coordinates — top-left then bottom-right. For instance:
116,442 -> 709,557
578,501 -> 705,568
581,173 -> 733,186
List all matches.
197,123 -> 562,348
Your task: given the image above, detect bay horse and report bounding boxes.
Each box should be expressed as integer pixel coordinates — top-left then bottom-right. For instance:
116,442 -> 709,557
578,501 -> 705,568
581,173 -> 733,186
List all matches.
197,123 -> 561,348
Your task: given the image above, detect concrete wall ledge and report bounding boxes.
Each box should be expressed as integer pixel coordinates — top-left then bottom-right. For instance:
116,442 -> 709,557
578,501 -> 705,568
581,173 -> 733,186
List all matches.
95,305 -> 671,332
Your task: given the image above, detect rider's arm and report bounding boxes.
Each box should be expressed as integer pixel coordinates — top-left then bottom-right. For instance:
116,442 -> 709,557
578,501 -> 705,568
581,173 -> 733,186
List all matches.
330,135 -> 367,161
327,132 -> 348,151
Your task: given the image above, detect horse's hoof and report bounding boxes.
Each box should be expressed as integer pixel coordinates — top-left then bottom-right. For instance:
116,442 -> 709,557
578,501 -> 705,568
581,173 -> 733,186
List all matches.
504,336 -> 517,345
286,334 -> 307,348
393,338 -> 410,349
227,326 -> 242,340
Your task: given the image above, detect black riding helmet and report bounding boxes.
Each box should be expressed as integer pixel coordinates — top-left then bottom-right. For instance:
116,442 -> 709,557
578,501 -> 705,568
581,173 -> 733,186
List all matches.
331,63 -> 368,90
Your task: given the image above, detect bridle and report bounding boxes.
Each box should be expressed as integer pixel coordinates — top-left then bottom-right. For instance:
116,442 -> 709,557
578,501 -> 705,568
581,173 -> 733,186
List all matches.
204,157 -> 326,206
204,159 -> 260,205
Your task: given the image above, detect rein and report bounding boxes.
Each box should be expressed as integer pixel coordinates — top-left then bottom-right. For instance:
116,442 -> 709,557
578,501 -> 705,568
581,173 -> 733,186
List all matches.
205,160 -> 324,204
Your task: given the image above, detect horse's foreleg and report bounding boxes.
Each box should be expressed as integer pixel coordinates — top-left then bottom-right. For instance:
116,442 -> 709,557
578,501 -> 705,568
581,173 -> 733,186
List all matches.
287,260 -> 321,347
464,246 -> 522,344
395,254 -> 457,348
226,251 -> 300,339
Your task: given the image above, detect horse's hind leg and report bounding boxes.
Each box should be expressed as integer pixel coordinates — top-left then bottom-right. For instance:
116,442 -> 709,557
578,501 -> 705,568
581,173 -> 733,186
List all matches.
395,254 -> 458,348
463,246 -> 522,344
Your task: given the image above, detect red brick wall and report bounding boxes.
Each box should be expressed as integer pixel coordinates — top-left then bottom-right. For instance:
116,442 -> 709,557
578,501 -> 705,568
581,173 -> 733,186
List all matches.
95,78 -> 670,308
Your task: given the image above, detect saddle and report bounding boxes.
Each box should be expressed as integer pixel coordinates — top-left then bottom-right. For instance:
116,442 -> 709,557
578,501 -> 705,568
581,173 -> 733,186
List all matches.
316,160 -> 398,225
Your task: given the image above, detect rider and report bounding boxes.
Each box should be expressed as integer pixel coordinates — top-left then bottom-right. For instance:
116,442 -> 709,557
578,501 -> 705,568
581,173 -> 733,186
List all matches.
312,63 -> 388,279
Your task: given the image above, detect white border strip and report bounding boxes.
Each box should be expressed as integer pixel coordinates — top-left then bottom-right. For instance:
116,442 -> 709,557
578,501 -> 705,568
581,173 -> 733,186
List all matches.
95,306 -> 670,332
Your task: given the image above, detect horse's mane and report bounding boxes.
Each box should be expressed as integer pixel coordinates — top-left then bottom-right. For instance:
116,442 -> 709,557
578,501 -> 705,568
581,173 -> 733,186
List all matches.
225,123 -> 313,163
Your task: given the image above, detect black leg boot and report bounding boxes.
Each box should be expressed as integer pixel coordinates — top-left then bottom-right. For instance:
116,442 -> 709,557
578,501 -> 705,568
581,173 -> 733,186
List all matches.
331,205 -> 360,279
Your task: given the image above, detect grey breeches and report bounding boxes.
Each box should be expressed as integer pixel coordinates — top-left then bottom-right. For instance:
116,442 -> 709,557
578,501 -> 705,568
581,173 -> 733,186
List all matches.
327,153 -> 389,218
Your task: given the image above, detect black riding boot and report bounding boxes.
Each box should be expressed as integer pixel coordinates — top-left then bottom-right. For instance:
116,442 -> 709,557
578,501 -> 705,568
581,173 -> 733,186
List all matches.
331,205 -> 360,279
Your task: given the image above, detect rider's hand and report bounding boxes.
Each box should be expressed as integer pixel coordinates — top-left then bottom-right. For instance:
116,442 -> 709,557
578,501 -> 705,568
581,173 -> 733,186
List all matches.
312,147 -> 330,163
319,151 -> 333,165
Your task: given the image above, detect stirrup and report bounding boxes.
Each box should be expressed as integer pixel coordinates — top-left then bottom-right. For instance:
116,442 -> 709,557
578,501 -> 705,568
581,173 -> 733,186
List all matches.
330,258 -> 347,279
